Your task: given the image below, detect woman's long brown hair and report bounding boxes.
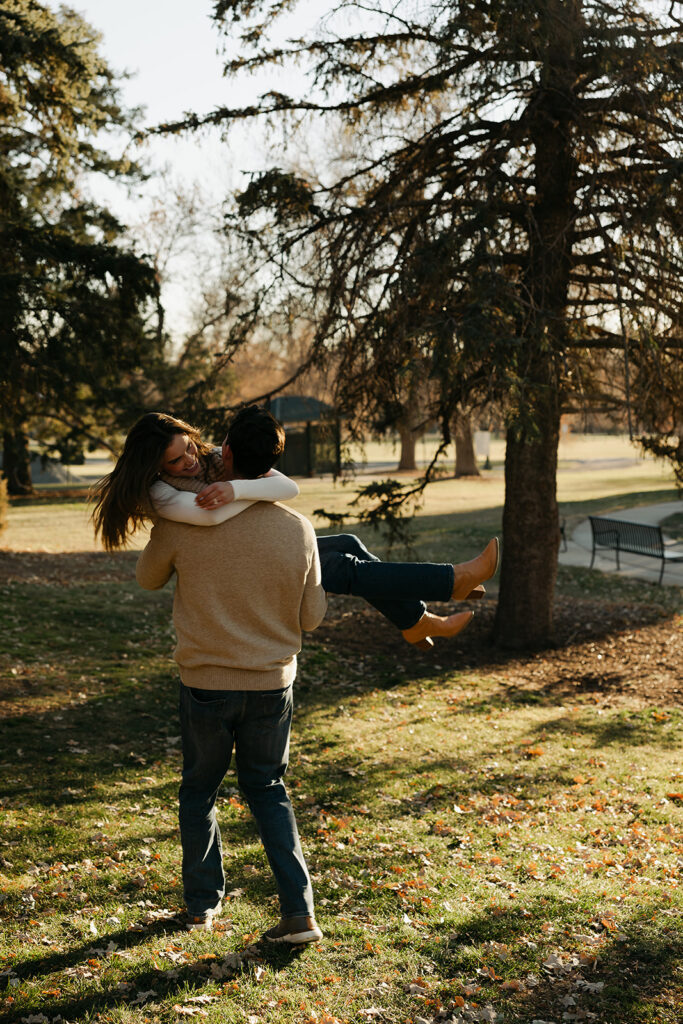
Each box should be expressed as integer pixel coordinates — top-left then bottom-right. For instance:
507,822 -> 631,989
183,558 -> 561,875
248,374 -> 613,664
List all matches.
91,412 -> 214,551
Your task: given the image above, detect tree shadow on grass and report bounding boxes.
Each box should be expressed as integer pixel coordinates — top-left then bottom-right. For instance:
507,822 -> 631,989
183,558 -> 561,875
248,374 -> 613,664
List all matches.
3,924 -> 308,1024
0,657 -> 677,878
0,565 -> 679,894
0,700 -> 649,934
432,899 -> 682,1024
453,697 -> 681,751
0,549 -> 139,585
513,706 -> 681,751
301,591 -> 682,715
1,547 -> 680,735
1,548 -> 679,1021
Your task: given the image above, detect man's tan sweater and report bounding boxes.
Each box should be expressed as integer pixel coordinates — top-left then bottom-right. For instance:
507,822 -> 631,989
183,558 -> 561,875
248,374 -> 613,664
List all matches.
136,502 -> 327,691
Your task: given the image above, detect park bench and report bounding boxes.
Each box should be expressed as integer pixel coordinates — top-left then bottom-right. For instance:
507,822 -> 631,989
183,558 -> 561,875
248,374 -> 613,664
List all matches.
588,515 -> 683,585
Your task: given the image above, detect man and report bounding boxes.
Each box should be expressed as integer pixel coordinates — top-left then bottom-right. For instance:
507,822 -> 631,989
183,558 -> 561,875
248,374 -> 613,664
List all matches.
136,407 -> 327,943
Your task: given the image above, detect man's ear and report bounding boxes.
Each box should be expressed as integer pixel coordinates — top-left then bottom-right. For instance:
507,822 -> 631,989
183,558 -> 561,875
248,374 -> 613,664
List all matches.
222,442 -> 234,474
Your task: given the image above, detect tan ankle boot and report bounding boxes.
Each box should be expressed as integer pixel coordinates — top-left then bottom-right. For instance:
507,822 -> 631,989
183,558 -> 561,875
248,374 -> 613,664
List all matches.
402,609 -> 474,650
452,538 -> 499,601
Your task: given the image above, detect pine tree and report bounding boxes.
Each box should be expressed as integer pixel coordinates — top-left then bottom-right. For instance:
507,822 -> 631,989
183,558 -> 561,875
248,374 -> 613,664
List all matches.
0,0 -> 159,493
171,0 -> 683,647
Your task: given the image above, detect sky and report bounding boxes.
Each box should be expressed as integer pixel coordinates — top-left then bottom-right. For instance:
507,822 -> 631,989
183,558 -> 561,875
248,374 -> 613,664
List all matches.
72,0 -> 255,225
64,2 -> 234,331
66,0 -> 321,333
87,2 -> 224,122
71,0 -> 321,186
73,1 -> 230,172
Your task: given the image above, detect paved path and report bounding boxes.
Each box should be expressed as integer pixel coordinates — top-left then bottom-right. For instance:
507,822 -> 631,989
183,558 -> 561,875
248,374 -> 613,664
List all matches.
559,500 -> 683,587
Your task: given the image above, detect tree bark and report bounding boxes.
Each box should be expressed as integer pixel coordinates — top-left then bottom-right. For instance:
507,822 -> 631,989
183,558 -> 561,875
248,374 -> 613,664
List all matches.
494,394 -> 560,648
397,425 -> 418,470
454,413 -> 480,476
2,429 -> 33,495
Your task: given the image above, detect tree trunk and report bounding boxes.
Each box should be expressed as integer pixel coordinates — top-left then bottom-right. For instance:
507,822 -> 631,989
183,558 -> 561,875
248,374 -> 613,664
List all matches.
2,429 -> 33,495
397,425 -> 418,470
454,413 -> 480,476
494,0 -> 580,647
493,393 -> 560,648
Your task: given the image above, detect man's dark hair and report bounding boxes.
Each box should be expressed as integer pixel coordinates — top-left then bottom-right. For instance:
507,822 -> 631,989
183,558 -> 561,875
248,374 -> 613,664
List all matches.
226,405 -> 285,478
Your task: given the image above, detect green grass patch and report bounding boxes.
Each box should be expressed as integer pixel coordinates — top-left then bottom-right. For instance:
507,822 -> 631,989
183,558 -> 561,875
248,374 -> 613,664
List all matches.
1,567 -> 681,1024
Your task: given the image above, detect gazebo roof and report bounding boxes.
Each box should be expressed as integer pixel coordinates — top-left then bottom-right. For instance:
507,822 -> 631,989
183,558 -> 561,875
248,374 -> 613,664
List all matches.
269,395 -> 334,425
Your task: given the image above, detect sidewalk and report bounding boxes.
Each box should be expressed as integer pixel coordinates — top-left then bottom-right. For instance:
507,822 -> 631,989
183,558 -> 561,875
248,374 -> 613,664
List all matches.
559,500 -> 683,587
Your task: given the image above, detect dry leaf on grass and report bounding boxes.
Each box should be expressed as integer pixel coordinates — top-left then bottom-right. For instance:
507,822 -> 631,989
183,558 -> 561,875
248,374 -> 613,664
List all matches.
130,989 -> 157,1005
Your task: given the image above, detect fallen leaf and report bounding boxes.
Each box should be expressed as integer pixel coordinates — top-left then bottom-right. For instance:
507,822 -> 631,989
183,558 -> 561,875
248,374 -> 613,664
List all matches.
575,980 -> 605,993
501,979 -> 526,992
130,989 -> 157,1005
478,1006 -> 497,1022
405,980 -> 430,994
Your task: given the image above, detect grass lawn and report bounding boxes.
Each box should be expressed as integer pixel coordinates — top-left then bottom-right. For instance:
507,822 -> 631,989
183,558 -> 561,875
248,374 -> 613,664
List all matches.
0,440 -> 681,1024
0,432 -> 677,554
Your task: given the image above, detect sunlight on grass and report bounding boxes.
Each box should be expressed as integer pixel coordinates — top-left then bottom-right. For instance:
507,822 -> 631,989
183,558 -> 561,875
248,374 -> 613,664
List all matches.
0,574 -> 681,1024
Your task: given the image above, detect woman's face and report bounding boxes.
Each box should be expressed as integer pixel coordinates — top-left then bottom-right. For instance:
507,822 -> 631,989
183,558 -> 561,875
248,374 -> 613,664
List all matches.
160,433 -> 200,477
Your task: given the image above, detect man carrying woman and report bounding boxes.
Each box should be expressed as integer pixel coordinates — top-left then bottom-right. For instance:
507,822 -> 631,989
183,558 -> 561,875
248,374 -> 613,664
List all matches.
93,405 -> 499,942
92,407 -> 499,650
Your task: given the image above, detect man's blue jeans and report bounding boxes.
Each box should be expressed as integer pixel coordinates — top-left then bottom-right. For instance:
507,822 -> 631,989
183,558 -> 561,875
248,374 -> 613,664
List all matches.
317,534 -> 454,631
178,683 -> 314,919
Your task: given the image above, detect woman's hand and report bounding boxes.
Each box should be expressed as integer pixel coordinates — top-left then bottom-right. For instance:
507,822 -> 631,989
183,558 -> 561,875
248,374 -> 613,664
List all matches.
195,482 -> 235,509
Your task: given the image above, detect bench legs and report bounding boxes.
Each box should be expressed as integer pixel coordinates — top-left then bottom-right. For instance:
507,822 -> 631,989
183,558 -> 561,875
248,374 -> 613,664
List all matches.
589,545 -> 620,569
592,545 -> 667,585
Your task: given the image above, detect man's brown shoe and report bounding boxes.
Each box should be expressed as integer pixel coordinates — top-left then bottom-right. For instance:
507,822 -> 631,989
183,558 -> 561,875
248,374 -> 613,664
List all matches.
452,538 -> 500,600
263,915 -> 323,945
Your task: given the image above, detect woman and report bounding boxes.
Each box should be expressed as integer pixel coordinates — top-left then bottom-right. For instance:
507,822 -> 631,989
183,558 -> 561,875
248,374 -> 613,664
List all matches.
92,411 -> 499,649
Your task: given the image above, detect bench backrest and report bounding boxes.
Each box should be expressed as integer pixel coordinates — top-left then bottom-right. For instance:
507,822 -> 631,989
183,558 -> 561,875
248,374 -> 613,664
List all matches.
589,516 -> 664,557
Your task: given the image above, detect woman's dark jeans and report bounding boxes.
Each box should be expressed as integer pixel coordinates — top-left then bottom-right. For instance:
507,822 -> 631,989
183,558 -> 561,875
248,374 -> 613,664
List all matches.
178,683 -> 313,919
317,534 -> 454,630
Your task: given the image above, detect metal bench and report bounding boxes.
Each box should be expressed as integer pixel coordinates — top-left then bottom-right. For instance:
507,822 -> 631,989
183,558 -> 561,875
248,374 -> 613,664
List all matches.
588,515 -> 683,585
